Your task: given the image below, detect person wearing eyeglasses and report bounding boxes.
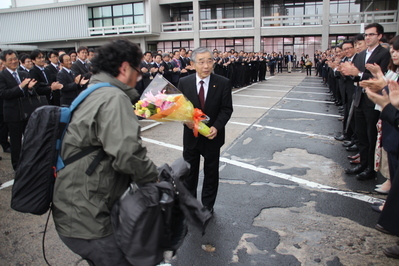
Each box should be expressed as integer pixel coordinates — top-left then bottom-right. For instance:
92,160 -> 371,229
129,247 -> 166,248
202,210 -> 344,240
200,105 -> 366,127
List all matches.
340,23 -> 390,181
178,47 -> 233,215
52,39 -> 158,265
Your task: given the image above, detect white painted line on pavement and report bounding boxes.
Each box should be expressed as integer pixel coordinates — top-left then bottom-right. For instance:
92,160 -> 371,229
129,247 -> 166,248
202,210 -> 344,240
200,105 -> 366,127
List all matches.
229,121 -> 334,140
141,137 -> 183,151
0,179 -> 14,190
290,91 -> 330,95
284,97 -> 335,104
141,122 -> 163,131
220,157 -> 382,204
234,104 -> 271,110
138,137 -> 383,205
274,108 -> 341,117
234,94 -> 282,99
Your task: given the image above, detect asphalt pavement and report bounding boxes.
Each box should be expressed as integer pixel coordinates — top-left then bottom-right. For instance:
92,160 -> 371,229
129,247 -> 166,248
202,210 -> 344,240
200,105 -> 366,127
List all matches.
0,70 -> 398,265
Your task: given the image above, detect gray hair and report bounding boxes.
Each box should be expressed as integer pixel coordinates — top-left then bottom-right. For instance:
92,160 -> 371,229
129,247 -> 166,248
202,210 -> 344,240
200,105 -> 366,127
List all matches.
191,47 -> 212,63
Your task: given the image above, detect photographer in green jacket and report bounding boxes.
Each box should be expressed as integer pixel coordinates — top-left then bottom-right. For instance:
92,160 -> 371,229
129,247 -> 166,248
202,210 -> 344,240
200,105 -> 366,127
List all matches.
52,39 -> 158,266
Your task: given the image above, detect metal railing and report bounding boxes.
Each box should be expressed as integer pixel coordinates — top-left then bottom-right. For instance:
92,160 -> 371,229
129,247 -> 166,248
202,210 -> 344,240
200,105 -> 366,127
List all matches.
158,10 -> 397,33
329,10 -> 397,24
88,24 -> 150,36
161,21 -> 193,32
200,18 -> 254,30
262,14 -> 322,27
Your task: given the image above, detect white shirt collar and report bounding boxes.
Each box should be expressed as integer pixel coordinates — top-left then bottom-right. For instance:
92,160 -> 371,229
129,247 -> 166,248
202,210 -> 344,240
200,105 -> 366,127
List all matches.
196,74 -> 210,85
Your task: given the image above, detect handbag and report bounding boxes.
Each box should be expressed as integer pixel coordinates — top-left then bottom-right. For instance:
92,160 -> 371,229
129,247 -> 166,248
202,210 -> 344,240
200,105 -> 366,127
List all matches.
19,90 -> 48,120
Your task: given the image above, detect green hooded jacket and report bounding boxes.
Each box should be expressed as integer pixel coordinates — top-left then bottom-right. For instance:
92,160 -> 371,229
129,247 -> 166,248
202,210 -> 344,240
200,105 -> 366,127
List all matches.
52,72 -> 158,239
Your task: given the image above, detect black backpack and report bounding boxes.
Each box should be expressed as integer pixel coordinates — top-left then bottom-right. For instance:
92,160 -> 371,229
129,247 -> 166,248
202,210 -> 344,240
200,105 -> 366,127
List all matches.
111,158 -> 212,266
11,83 -> 112,215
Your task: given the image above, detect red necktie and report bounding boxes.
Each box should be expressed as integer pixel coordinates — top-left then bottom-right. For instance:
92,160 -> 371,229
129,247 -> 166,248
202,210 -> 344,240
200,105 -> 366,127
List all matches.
199,80 -> 205,110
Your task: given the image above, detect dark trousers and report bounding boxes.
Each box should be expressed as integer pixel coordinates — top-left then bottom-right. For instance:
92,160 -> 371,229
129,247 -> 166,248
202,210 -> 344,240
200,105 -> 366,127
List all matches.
183,142 -> 220,209
0,115 -> 10,151
306,65 -> 312,76
59,233 -> 131,266
354,102 -> 380,170
7,120 -> 26,170
379,163 -> 399,236
277,62 -> 282,73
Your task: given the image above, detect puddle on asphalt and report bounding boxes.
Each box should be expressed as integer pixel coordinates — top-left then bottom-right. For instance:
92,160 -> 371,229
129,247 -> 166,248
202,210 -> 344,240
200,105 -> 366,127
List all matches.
269,148 -> 345,187
246,201 -> 398,265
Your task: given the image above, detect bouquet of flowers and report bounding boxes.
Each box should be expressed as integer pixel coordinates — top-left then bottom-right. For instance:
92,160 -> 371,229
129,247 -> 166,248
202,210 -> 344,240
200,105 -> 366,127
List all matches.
135,74 -> 211,137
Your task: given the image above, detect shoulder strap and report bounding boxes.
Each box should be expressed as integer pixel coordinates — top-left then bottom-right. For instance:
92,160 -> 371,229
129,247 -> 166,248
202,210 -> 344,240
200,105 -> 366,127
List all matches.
69,82 -> 112,112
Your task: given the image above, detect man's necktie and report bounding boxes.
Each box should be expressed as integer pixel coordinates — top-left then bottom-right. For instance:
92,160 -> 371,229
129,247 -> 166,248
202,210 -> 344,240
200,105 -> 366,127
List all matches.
199,80 -> 205,110
12,72 -> 21,85
42,70 -> 49,83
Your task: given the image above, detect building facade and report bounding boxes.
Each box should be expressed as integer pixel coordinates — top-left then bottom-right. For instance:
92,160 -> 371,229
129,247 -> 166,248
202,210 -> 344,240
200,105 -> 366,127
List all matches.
0,0 -> 398,56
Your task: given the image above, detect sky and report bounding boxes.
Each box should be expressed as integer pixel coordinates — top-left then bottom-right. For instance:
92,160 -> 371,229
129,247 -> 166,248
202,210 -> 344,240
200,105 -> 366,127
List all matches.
0,0 -> 12,9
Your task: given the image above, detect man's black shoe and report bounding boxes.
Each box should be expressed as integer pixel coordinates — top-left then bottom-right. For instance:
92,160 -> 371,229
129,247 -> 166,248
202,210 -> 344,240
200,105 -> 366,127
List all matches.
345,165 -> 365,175
356,168 -> 376,180
346,144 -> 358,152
384,245 -> 399,259
342,141 -> 355,147
334,135 -> 347,141
3,147 -> 11,153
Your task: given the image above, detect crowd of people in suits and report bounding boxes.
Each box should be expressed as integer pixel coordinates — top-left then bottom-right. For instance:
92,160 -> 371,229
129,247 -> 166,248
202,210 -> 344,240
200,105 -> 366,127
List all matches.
317,22 -> 399,259
0,46 -> 93,171
135,48 -> 303,94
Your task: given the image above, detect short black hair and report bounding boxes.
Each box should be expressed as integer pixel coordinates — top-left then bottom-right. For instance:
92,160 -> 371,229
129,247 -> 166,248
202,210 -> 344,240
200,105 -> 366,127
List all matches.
30,49 -> 43,61
91,39 -> 142,77
0,49 -> 17,61
354,34 -> 364,42
59,54 -> 69,64
342,40 -> 354,47
68,50 -> 77,56
365,23 -> 384,35
19,53 -> 30,63
77,46 -> 88,53
88,48 -> 95,53
48,50 -> 59,58
173,50 -> 179,56
144,51 -> 152,56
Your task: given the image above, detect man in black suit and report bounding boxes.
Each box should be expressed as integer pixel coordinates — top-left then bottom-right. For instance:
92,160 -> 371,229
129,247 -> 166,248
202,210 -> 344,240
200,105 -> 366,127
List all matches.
29,49 -> 63,105
57,54 -> 89,106
0,50 -> 37,169
18,54 -> 33,73
341,23 -> 390,180
71,46 -> 91,80
178,47 -> 233,213
45,50 -> 59,84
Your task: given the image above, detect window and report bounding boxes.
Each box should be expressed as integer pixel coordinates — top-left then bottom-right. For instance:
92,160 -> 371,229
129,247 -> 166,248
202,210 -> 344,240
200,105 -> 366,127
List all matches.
88,2 -> 144,28
157,40 -> 195,54
200,2 -> 254,19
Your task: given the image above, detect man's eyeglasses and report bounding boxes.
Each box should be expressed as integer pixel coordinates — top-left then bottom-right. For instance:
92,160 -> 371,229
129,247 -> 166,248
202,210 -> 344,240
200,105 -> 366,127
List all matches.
134,67 -> 143,82
363,33 -> 378,37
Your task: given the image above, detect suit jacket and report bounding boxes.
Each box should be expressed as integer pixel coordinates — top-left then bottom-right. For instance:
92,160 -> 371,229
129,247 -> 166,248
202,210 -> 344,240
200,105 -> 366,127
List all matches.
71,60 -> 91,80
342,54 -> 357,104
57,68 -> 85,106
353,45 -> 390,107
178,73 -> 233,150
0,69 -> 29,122
45,63 -> 59,84
17,66 -> 29,73
29,65 -> 56,105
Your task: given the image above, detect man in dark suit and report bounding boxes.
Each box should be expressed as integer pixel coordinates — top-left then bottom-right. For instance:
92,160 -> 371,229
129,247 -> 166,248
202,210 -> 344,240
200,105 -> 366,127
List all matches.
178,47 -> 233,213
341,23 -> 390,180
57,54 -> 88,106
29,49 -> 63,105
336,40 -> 358,143
45,50 -> 59,84
18,54 -> 33,73
0,50 -> 37,169
71,46 -> 91,80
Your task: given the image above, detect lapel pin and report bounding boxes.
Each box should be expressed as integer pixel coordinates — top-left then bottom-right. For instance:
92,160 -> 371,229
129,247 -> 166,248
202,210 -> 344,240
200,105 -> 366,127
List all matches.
213,85 -> 216,87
